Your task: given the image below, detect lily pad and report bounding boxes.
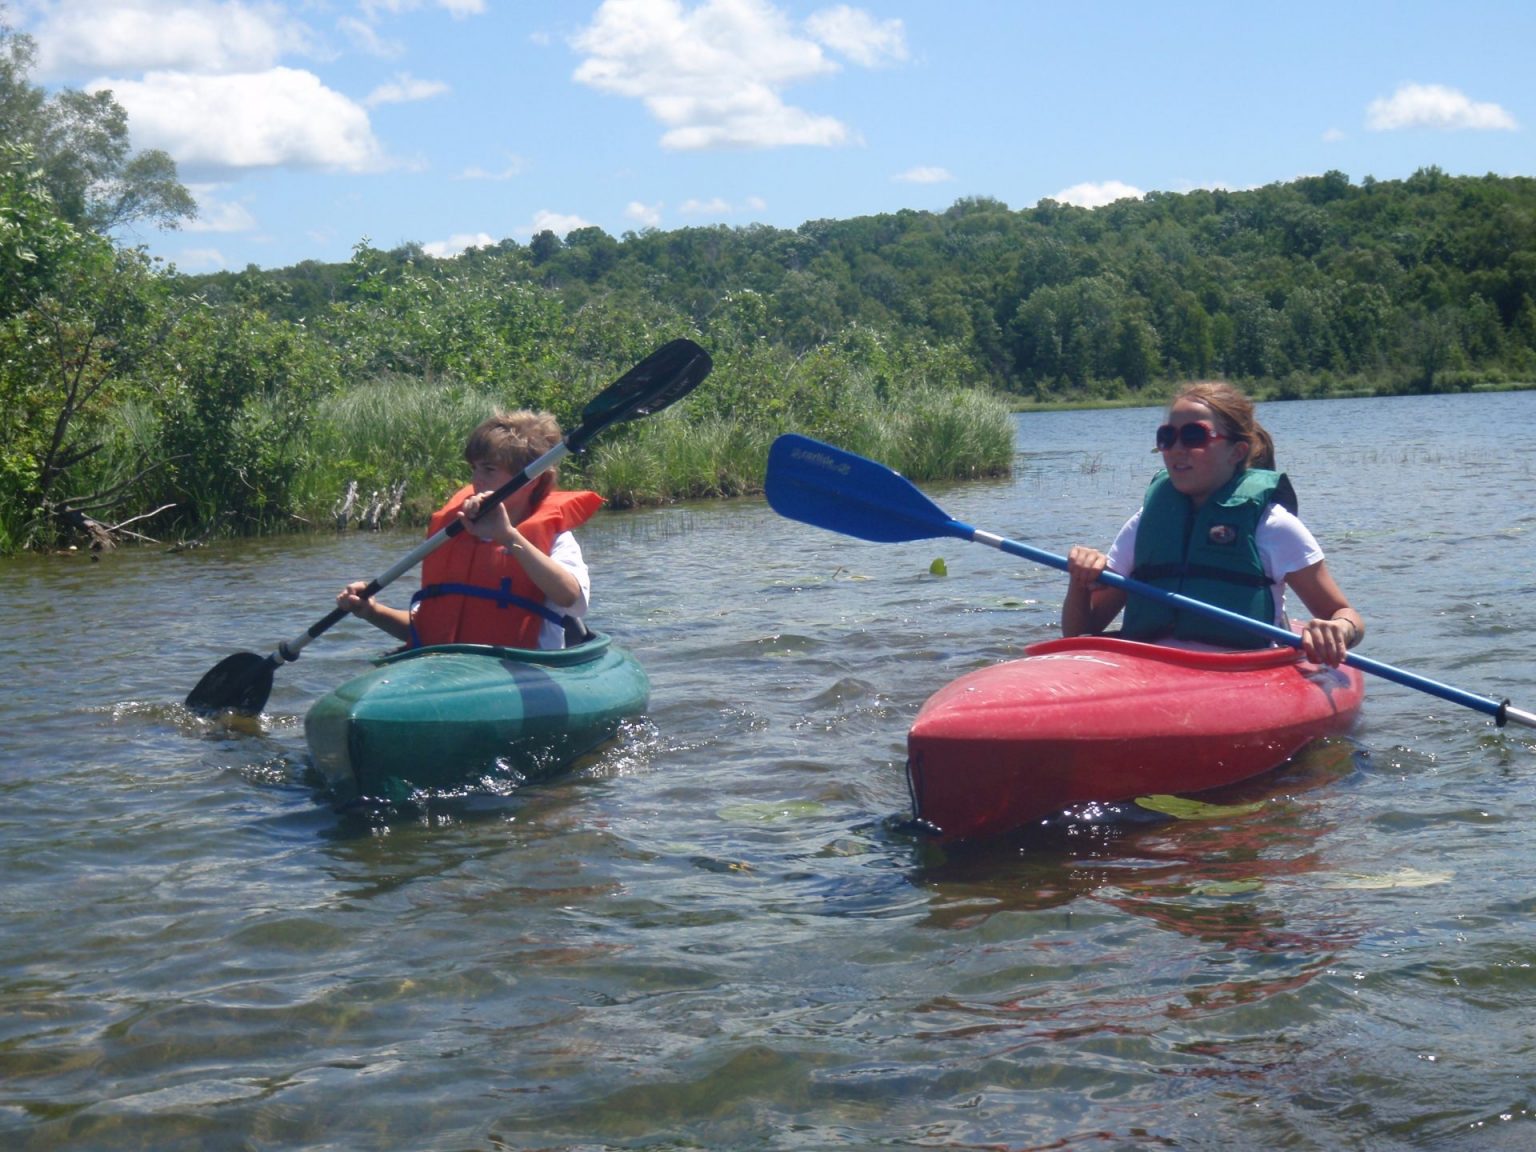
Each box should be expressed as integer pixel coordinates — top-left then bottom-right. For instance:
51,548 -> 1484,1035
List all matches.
1321,868 -> 1453,890
1190,879 -> 1265,896
928,557 -> 948,577
1134,794 -> 1267,820
719,799 -> 828,823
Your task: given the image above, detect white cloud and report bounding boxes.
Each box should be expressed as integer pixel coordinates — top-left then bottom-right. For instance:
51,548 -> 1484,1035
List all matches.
625,200 -> 664,227
361,0 -> 486,18
804,5 -> 906,67
456,155 -> 529,181
1050,180 -> 1145,209
169,246 -> 233,273
338,15 -> 403,58
1366,83 -> 1518,131
366,72 -> 450,106
183,184 -> 258,232
572,0 -> 895,150
95,68 -> 387,174
422,232 -> 497,258
677,195 -> 764,216
1322,127 -> 1346,143
527,210 -> 593,238
894,165 -> 952,184
32,0 -> 318,79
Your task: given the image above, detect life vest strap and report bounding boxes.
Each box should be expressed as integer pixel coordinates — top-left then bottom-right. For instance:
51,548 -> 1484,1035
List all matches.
408,580 -> 566,648
1132,562 -> 1274,589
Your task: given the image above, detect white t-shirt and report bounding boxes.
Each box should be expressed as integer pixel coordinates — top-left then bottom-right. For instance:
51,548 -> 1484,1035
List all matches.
1104,505 -> 1323,625
539,530 -> 591,649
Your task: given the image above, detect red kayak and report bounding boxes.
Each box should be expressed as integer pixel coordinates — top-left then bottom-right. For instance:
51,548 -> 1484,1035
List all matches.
905,635 -> 1365,845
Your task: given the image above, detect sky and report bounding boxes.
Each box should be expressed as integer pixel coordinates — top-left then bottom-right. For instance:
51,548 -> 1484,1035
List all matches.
10,0 -> 1535,274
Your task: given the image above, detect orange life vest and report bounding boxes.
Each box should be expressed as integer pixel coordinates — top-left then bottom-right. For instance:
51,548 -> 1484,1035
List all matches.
411,487 -> 603,649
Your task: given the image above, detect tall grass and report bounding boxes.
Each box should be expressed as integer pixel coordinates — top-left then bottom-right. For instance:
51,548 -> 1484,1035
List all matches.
847,384 -> 1015,483
290,376 -> 503,523
585,414 -> 774,507
290,372 -> 1016,524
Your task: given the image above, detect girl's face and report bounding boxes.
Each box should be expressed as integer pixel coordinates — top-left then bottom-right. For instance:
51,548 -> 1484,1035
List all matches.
1157,398 -> 1249,507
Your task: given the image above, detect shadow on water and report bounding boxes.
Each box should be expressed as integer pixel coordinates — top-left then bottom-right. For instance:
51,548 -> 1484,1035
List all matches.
906,735 -> 1367,914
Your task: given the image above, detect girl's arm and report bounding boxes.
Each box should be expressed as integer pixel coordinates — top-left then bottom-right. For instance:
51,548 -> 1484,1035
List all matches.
1286,559 -> 1363,667
1062,546 -> 1129,636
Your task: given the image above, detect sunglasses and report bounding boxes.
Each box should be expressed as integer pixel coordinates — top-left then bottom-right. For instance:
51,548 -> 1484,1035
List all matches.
1154,420 -> 1232,452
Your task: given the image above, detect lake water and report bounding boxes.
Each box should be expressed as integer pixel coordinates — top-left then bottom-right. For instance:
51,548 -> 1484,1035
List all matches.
2,390 -> 1534,1151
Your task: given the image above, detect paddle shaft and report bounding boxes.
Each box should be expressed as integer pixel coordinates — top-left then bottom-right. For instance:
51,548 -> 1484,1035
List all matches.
960,518 -> 1535,730
273,440 -> 571,665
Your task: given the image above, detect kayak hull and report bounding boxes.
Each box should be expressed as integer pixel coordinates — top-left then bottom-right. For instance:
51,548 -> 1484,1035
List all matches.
305,634 -> 650,808
906,635 -> 1364,845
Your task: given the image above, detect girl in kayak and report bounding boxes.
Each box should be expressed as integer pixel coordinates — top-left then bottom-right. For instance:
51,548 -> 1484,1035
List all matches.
1061,380 -> 1364,667
337,410 -> 601,649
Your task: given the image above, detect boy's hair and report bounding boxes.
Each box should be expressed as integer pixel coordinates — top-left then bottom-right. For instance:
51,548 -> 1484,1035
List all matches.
464,410 -> 563,474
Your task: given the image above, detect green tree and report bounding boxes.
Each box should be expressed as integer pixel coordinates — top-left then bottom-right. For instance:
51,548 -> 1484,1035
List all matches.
152,299 -> 340,528
0,149 -> 168,550
0,15 -> 195,233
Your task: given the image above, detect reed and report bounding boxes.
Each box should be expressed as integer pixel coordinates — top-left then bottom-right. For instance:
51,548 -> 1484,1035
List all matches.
582,415 -> 772,507
290,376 -> 502,522
209,364 -> 1015,532
826,384 -> 1014,483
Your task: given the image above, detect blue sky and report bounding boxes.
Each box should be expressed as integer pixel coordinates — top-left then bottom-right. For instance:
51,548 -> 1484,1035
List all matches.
13,0 -> 1534,274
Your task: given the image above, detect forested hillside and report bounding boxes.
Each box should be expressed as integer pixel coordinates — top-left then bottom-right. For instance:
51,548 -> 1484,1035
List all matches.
9,0 -> 1533,556
198,167 -> 1536,401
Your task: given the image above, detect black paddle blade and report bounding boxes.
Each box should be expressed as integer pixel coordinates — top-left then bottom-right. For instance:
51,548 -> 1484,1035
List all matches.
567,338 -> 712,452
185,652 -> 276,716
765,434 -> 956,544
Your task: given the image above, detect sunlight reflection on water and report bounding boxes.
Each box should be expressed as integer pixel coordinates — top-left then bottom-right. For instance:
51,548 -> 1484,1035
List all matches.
1,391 -> 1533,1149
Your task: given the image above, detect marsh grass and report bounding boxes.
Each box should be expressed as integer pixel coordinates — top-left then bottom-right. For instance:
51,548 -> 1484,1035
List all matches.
290,376 -> 502,522
90,399 -> 164,499
866,385 -> 1015,482
108,364 -> 1017,534
291,375 -> 1016,524
586,414 -> 774,507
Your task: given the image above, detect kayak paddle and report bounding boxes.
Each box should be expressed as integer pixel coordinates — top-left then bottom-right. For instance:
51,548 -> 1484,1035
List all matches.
186,338 -> 713,716
763,433 -> 1536,731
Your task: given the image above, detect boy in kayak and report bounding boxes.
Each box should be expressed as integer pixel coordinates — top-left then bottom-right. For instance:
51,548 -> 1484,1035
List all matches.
336,410 -> 601,649
1060,380 -> 1364,667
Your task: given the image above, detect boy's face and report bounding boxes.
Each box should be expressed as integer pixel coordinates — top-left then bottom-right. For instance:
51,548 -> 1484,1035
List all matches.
470,458 -> 514,488
469,458 -> 536,520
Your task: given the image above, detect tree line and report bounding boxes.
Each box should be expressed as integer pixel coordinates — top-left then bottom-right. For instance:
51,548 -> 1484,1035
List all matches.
4,11 -> 1534,554
208,164 -> 1536,402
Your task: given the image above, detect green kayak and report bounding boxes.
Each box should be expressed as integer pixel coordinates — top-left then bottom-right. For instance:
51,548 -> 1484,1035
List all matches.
305,633 -> 650,808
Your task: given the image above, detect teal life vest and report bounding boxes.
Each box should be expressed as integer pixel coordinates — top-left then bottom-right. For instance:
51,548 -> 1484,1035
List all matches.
1121,468 -> 1298,649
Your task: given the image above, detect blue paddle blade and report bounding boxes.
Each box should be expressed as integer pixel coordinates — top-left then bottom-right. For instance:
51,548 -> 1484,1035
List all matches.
765,434 -> 962,544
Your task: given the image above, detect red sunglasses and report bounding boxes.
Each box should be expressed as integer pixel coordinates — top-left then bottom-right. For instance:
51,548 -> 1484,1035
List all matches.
1154,420 -> 1231,452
